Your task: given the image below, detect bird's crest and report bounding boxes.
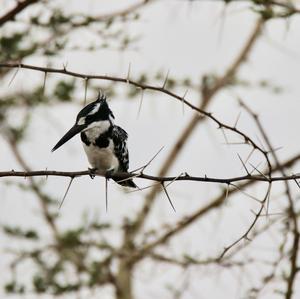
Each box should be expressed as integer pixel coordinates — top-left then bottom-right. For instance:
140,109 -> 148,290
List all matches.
97,91 -> 107,103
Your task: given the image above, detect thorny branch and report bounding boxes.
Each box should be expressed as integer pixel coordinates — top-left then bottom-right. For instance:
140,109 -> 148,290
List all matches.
239,101 -> 300,299
0,16 -> 274,266
219,183 -> 272,258
134,154 -> 300,261
5,137 -> 59,238
1,169 -> 300,185
1,6 -> 300,296
124,18 -> 265,256
0,60 -> 267,145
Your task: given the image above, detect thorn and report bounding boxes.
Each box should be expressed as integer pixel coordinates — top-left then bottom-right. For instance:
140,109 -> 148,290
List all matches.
115,172 -> 140,184
162,69 -> 170,89
126,62 -> 131,83
84,77 -> 88,106
59,177 -> 74,210
165,172 -> 185,188
161,183 -> 176,212
42,72 -> 47,95
105,178 -> 108,212
249,161 -> 262,175
233,111 -> 242,128
244,235 -> 252,242
181,89 -> 188,115
218,3 -> 228,46
136,89 -> 144,119
237,153 -> 249,175
8,64 -> 21,86
132,146 -> 164,173
220,128 -> 229,145
255,134 -> 267,152
244,148 -> 255,165
293,178 -> 300,190
260,212 -> 285,217
63,62 -> 68,71
249,162 -> 269,180
266,188 -> 271,217
45,167 -> 48,180
225,184 -> 230,201
267,146 -> 283,154
221,142 -> 246,146
230,183 -> 262,203
127,182 -> 161,193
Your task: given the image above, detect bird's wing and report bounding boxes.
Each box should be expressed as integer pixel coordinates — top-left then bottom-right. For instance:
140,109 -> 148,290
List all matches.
112,126 -> 129,172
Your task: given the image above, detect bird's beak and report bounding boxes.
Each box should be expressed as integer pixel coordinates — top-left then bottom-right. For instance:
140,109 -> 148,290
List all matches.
52,124 -> 86,152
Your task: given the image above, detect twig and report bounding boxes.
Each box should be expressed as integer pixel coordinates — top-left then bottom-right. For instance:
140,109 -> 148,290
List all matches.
219,183 -> 272,259
240,100 -> 300,299
134,154 -> 299,261
0,61 -> 271,158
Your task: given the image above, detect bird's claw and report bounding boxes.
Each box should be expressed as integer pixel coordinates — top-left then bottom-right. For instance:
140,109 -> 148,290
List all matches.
88,168 -> 97,179
105,169 -> 114,179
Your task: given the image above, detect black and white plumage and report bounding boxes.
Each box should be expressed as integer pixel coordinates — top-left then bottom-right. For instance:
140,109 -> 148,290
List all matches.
52,94 -> 136,188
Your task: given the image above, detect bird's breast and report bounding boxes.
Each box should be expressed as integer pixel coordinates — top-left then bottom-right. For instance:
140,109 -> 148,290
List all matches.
81,130 -> 119,171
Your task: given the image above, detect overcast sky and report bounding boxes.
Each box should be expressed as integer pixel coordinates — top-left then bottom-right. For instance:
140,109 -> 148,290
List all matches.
1,1 -> 300,298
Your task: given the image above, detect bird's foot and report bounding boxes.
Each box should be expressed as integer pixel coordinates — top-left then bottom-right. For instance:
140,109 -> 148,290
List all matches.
105,168 -> 115,179
88,167 -> 97,179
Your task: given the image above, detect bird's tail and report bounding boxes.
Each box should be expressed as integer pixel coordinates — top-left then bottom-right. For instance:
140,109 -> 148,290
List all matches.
113,177 -> 137,188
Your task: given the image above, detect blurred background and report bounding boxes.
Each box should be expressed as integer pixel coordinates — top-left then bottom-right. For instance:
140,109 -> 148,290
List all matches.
1,0 -> 300,298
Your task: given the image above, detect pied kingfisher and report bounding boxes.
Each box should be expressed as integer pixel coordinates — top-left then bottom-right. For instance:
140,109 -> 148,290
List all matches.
52,93 -> 136,188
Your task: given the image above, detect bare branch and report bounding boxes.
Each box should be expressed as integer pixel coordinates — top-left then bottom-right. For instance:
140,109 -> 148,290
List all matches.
1,167 -> 300,184
240,100 -> 300,299
219,183 -> 272,259
133,154 -> 300,261
0,0 -> 39,26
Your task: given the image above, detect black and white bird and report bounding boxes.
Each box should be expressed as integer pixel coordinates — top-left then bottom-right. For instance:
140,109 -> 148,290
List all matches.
52,93 -> 136,188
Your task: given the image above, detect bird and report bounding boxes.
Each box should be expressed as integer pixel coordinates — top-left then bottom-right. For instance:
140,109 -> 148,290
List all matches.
52,93 -> 137,188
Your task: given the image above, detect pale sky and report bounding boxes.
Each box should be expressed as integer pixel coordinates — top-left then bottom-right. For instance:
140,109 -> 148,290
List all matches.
1,1 -> 300,298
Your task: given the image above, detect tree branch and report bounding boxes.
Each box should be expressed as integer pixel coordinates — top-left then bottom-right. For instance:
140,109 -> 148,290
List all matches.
239,101 -> 300,299
0,62 -> 270,160
0,0 -> 39,26
1,166 -> 300,185
133,153 -> 300,260
126,17 -> 265,242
